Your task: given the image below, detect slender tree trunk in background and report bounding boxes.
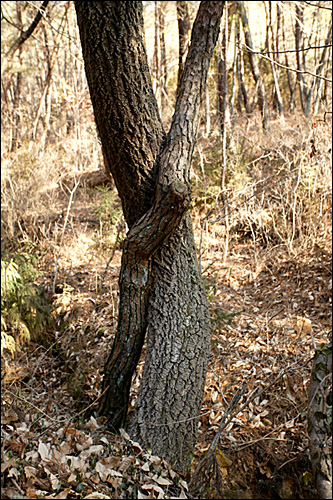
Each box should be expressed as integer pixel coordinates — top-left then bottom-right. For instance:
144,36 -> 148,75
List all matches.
282,9 -> 296,112
295,2 -> 332,117
322,58 -> 331,107
275,2 -> 281,89
153,1 -> 161,106
176,1 -> 191,98
75,0 -> 225,472
159,2 -> 168,112
238,0 -> 270,130
312,20 -> 332,115
7,0 -> 49,57
10,1 -> 23,152
230,18 -> 238,118
266,1 -> 284,123
32,3 -> 68,142
40,20 -> 52,148
308,1 -> 320,68
235,17 -> 250,115
295,3 -> 308,115
217,10 -> 230,263
217,23 -> 229,137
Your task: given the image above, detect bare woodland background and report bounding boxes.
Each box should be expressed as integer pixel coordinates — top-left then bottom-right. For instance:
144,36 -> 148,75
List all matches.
1,1 -> 332,499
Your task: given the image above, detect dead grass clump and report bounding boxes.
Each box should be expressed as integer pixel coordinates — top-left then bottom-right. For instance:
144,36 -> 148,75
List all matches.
1,119 -> 104,248
194,111 -> 332,259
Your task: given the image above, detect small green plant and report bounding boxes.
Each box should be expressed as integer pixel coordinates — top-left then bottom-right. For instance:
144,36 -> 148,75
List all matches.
1,252 -> 53,356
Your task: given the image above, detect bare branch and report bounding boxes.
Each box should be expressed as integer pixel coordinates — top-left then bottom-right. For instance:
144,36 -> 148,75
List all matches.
303,1 -> 332,10
237,42 -> 332,83
240,44 -> 332,55
6,0 -> 50,57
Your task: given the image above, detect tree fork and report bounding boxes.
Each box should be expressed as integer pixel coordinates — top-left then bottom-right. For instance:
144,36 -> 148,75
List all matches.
75,0 -> 225,469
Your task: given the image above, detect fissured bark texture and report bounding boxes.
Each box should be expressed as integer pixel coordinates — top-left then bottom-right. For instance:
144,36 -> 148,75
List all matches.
75,1 -> 224,471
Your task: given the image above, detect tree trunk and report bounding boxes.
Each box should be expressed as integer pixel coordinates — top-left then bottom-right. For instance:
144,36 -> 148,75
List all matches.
153,1 -> 161,106
159,2 -> 168,112
307,342 -> 332,499
295,3 -> 308,115
235,15 -> 250,115
217,12 -> 230,263
265,1 -> 284,123
282,9 -> 296,112
238,1 -> 270,130
312,19 -> 332,115
130,214 -> 211,469
75,0 -> 225,472
10,1 -> 23,152
176,1 -> 191,98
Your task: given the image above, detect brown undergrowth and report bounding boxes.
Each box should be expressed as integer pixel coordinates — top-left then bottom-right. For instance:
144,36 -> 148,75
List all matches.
1,112 -> 332,499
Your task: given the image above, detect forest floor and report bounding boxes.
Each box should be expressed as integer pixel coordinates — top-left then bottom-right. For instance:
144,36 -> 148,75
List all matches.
1,114 -> 332,500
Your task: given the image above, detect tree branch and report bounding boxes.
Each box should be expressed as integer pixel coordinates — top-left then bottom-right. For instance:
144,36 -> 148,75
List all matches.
6,0 -> 50,57
240,44 -> 332,55
238,42 -> 332,83
303,1 -> 332,10
159,1 -> 225,185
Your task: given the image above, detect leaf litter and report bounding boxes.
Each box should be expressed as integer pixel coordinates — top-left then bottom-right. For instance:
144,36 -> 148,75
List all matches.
1,157 -> 331,499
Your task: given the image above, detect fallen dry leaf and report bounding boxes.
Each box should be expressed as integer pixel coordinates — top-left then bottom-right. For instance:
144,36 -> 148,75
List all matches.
84,493 -> 110,499
38,441 -> 51,461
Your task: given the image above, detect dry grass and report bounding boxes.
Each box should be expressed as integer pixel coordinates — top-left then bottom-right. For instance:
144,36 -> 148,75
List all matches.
1,105 -> 331,498
1,2 -> 331,497
192,110 -> 332,266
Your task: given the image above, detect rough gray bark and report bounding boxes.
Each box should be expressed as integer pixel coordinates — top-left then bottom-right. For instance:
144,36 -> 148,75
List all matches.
131,4 -> 225,468
75,0 -> 225,471
99,181 -> 191,429
130,214 -> 210,469
75,2 -> 164,228
307,342 -> 332,499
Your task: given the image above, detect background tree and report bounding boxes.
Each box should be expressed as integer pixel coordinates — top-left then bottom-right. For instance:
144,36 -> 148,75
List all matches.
153,1 -> 161,105
265,0 -> 284,123
176,0 -> 191,97
159,2 -> 168,111
217,6 -> 230,262
75,0 -> 225,471
238,0 -> 270,130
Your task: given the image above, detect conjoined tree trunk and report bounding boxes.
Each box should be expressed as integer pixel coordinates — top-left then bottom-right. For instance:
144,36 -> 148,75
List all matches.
75,1 -> 225,471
